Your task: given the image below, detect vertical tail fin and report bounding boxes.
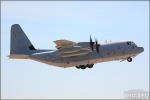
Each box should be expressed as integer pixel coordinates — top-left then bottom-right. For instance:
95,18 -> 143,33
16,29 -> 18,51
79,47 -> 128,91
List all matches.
10,24 -> 36,54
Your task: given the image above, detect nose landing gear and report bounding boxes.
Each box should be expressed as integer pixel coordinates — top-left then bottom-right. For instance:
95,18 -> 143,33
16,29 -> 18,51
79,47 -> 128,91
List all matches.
127,57 -> 132,62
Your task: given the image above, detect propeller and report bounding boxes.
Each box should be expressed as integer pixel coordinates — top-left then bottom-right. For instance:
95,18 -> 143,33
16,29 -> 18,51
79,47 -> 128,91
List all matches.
95,38 -> 100,53
89,36 -> 100,53
90,36 -> 94,51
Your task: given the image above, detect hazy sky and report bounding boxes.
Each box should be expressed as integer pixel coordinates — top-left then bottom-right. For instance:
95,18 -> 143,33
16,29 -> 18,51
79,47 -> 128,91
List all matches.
1,1 -> 149,99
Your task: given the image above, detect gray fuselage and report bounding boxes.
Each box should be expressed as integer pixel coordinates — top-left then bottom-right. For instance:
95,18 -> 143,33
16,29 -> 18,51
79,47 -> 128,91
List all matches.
27,41 -> 143,67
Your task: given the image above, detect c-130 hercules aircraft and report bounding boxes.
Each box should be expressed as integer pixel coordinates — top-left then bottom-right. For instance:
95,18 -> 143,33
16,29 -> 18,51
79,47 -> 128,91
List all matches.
9,24 -> 144,69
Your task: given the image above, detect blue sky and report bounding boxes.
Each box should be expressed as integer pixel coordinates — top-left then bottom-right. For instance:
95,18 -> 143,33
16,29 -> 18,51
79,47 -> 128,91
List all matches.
1,1 -> 149,99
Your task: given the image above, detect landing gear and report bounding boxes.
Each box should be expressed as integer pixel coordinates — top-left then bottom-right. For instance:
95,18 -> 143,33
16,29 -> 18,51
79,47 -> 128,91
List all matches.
87,64 -> 94,68
80,65 -> 86,69
75,66 -> 81,69
127,57 -> 132,62
75,64 -> 94,69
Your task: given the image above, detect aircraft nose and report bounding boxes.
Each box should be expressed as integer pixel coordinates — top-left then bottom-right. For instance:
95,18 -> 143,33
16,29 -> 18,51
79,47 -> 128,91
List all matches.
138,47 -> 144,53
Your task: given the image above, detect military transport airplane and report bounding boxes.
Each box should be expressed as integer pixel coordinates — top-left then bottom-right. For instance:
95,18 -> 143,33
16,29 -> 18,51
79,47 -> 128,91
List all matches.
9,24 -> 144,69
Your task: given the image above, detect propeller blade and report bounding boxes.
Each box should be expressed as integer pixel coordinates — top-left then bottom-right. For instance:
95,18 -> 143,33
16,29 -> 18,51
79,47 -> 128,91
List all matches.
95,39 -> 98,45
95,38 -> 100,53
90,35 -> 92,43
90,36 -> 94,51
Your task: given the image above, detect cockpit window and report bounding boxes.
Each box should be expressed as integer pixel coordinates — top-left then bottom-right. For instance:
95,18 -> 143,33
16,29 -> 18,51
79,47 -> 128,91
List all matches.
127,42 -> 131,45
127,41 -> 137,48
132,42 -> 137,47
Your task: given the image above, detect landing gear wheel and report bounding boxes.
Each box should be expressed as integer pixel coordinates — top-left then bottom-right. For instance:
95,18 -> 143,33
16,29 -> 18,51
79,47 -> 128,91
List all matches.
127,57 -> 132,62
80,65 -> 86,69
76,66 -> 80,69
88,64 -> 94,68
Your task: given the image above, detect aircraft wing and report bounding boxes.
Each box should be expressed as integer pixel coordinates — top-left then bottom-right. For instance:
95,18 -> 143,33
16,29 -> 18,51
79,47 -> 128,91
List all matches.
59,48 -> 90,57
54,39 -> 91,57
57,46 -> 91,57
